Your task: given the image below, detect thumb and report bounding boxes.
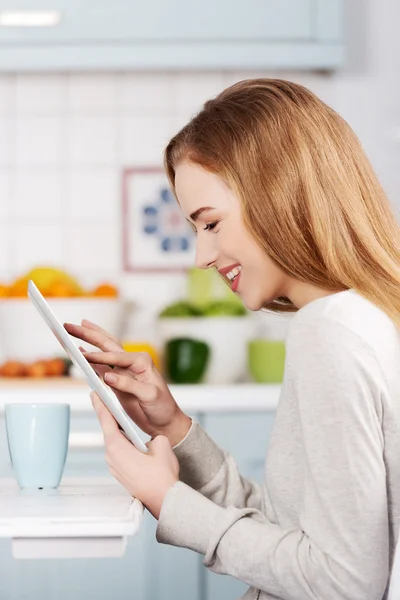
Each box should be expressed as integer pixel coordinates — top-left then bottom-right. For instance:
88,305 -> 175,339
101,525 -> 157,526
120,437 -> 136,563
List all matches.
146,435 -> 172,453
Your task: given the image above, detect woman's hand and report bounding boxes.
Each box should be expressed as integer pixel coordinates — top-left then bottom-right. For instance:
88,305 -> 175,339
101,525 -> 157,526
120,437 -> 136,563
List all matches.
91,391 -> 179,518
64,319 -> 192,447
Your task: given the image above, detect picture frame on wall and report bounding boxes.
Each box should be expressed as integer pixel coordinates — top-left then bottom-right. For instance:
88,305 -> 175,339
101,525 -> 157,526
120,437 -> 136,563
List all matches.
122,167 -> 196,272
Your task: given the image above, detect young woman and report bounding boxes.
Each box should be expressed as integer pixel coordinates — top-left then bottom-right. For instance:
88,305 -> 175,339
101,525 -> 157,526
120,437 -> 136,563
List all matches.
65,79 -> 400,600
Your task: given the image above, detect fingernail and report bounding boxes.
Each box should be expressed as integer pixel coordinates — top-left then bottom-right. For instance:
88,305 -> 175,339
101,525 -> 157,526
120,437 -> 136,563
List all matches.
105,372 -> 116,384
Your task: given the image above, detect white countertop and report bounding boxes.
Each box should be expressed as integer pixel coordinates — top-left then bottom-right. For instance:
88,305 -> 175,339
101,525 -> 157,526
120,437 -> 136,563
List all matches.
0,378 -> 281,412
0,477 -> 143,559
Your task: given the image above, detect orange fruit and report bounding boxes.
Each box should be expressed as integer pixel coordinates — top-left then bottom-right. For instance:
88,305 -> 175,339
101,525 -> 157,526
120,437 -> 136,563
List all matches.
27,267 -> 84,296
91,283 -> 119,298
45,358 -> 66,376
0,360 -> 27,377
25,361 -> 48,378
7,277 -> 29,298
47,281 -> 81,297
0,284 -> 9,298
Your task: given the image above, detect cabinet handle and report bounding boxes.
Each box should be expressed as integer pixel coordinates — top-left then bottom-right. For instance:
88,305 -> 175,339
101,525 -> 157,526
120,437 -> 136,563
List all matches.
69,432 -> 104,450
0,11 -> 61,27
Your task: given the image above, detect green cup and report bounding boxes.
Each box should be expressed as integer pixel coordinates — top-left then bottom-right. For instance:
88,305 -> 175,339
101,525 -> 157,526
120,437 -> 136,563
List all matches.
248,339 -> 286,383
165,337 -> 210,384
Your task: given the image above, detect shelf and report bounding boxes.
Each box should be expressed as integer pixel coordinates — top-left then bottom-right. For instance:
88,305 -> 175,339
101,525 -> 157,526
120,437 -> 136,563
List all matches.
0,378 -> 281,412
0,477 -> 143,559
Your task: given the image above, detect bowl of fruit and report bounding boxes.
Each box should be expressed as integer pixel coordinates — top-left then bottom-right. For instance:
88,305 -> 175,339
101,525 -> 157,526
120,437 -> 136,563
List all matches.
0,266 -> 122,368
157,299 -> 257,385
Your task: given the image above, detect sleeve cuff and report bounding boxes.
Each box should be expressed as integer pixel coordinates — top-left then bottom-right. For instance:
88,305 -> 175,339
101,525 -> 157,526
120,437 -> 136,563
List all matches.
156,481 -> 224,554
172,417 -> 194,450
172,421 -> 226,489
156,481 -> 263,565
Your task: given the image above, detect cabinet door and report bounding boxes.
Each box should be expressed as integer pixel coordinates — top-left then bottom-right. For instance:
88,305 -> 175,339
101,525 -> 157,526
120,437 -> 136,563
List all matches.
0,512 -> 201,600
0,411 -> 201,600
0,0 -> 313,45
0,0 -> 343,70
201,411 -> 275,600
0,515 -> 150,600
202,412 -> 275,481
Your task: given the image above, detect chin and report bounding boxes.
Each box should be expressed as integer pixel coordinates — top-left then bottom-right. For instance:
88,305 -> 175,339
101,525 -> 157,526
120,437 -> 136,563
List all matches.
240,294 -> 265,312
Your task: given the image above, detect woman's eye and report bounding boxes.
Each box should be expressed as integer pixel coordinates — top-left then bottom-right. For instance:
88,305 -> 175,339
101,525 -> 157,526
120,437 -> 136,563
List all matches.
204,221 -> 219,232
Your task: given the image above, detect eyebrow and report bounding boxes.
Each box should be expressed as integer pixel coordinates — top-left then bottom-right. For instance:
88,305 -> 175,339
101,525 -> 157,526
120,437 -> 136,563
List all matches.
189,206 -> 215,222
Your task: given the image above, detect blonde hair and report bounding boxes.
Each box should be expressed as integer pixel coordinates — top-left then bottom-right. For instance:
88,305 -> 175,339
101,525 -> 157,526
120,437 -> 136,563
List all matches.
164,78 -> 400,326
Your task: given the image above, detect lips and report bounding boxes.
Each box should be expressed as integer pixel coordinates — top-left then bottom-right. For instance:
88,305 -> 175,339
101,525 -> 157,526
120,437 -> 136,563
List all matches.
218,263 -> 242,293
231,271 -> 241,292
218,263 -> 241,276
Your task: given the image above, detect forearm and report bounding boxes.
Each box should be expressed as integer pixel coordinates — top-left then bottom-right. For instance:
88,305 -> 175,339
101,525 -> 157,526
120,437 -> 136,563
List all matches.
158,410 -> 193,448
157,483 -> 388,600
172,421 -> 263,510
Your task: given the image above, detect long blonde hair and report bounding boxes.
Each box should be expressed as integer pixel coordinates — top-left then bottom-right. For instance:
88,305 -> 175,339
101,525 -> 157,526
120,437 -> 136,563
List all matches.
164,79 -> 400,326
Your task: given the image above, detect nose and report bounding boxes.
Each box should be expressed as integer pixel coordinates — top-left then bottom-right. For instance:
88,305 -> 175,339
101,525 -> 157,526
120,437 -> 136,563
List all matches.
195,234 -> 218,270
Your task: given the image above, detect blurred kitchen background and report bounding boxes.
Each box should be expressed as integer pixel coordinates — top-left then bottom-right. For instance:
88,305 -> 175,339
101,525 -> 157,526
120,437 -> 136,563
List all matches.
0,2 -> 398,600
0,0 -> 399,386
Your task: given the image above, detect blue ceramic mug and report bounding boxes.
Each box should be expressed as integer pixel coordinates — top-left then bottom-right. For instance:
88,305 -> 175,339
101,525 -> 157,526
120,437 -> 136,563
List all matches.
5,403 -> 70,489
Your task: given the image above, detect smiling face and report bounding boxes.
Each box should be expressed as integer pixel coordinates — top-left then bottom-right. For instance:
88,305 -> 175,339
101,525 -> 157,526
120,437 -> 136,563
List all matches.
175,160 -> 291,311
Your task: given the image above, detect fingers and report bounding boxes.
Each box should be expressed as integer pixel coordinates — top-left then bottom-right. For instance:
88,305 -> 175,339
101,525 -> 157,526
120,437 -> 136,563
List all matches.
83,350 -> 153,374
78,345 -> 113,380
91,363 -> 109,380
78,346 -> 108,379
102,371 -> 158,404
81,319 -> 122,347
146,435 -> 171,452
64,322 -> 122,353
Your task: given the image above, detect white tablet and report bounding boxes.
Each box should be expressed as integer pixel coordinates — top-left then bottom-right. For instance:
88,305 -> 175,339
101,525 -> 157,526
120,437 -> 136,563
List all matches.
27,279 -> 148,453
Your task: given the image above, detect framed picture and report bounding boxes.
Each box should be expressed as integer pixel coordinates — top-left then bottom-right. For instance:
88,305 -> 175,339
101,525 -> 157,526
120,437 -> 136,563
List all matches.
122,167 -> 196,272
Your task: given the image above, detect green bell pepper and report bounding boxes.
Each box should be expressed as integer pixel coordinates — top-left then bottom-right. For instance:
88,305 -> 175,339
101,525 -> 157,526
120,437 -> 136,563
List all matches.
165,337 -> 210,384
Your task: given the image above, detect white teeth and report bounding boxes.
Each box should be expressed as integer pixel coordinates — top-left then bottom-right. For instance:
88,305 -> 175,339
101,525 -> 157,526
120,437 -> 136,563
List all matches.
226,266 -> 242,281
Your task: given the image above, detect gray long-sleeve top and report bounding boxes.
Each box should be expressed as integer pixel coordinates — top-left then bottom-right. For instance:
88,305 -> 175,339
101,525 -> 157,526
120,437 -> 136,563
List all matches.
157,290 -> 400,600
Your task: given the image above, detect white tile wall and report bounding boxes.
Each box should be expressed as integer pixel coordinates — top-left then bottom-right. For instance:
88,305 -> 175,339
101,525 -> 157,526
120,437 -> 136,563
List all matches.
15,117 -> 63,166
68,74 -> 119,115
67,116 -> 118,166
67,168 -> 119,221
0,222 -> 11,277
0,0 -> 398,330
14,74 -> 67,115
12,169 -> 65,220
119,73 -> 173,115
0,171 -> 10,219
0,118 -> 13,166
67,222 -> 121,273
12,223 -> 67,273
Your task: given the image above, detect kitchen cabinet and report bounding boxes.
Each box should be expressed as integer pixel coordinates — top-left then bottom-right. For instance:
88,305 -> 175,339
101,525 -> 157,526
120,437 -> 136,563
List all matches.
201,412 -> 275,600
0,511 -> 170,600
0,411 -> 202,600
0,506 -> 201,600
0,0 -> 344,71
0,403 -> 275,600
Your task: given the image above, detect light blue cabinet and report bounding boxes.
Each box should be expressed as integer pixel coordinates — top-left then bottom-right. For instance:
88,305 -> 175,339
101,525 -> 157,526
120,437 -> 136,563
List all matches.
0,0 -> 344,70
201,412 -> 275,600
0,408 -> 274,600
0,410 -> 202,600
0,518 -> 150,600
